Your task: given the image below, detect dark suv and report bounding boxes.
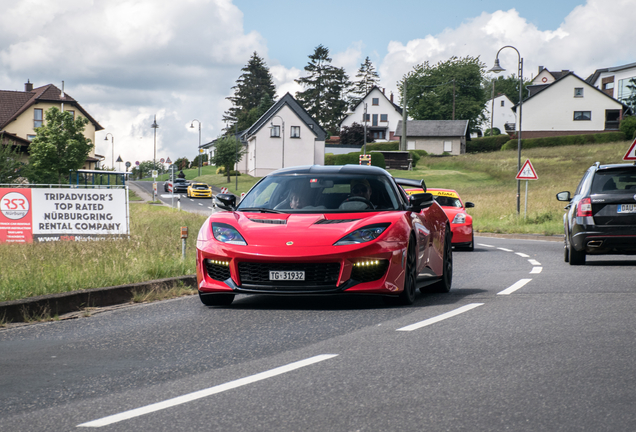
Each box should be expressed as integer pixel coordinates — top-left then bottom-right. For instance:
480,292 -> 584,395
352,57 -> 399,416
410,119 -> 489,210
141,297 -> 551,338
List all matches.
164,178 -> 189,193
557,162 -> 636,265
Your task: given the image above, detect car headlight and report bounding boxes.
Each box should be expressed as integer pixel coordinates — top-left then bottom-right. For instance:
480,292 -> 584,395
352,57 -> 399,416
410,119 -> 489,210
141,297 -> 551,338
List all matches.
212,223 -> 247,245
452,213 -> 466,224
334,224 -> 389,245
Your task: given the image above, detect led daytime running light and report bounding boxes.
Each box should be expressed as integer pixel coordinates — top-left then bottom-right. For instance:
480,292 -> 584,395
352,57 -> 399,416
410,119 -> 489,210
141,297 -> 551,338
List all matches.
354,260 -> 381,267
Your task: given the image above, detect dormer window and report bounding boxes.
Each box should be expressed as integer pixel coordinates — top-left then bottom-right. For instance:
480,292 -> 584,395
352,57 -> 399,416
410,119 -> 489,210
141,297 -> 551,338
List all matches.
574,88 -> 584,97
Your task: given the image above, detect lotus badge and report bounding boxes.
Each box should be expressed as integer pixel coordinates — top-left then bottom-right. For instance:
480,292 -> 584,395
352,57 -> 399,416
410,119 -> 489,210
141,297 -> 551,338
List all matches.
286,241 -> 294,246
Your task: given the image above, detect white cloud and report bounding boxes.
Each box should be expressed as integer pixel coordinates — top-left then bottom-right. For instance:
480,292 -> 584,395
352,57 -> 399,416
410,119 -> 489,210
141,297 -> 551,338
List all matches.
378,0 -> 636,102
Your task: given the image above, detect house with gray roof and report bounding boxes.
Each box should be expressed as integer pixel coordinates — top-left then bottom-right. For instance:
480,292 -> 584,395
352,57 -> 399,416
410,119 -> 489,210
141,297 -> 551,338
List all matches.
234,92 -> 327,177
394,120 -> 469,155
586,61 -> 636,113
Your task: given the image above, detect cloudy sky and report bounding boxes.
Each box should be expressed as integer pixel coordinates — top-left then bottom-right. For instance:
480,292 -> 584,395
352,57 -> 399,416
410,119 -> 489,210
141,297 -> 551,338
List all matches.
1,0 -> 635,168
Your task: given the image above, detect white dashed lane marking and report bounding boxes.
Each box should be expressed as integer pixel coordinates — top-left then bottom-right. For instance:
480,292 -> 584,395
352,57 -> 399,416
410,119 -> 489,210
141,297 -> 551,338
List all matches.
498,278 -> 532,295
397,303 -> 484,331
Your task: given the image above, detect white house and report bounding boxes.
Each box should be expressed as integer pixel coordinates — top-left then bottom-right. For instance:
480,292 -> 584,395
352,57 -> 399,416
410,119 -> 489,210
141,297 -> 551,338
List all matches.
586,61 -> 636,112
516,72 -> 626,138
340,86 -> 402,142
481,94 -> 516,136
238,93 -> 327,177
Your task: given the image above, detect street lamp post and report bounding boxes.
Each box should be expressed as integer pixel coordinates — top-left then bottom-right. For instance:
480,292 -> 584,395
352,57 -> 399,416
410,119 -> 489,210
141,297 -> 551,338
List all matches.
151,115 -> 159,201
104,133 -> 114,169
269,115 -> 285,169
489,46 -> 523,215
190,119 -> 202,176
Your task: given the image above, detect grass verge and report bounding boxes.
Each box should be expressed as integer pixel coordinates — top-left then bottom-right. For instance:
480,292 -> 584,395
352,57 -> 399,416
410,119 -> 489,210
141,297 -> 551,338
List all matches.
0,205 -> 208,302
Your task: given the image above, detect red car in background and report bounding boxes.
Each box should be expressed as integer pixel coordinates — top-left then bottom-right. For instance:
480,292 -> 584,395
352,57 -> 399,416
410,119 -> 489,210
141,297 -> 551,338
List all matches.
405,188 -> 475,251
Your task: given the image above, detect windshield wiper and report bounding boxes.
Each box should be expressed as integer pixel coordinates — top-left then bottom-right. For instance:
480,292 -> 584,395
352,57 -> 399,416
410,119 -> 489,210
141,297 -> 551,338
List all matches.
238,207 -> 285,214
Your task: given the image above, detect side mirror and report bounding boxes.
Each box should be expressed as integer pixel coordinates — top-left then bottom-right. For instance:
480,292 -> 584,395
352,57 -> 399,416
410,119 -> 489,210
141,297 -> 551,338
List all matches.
214,193 -> 237,211
556,191 -> 571,202
420,179 -> 427,193
465,202 -> 475,208
409,192 -> 434,212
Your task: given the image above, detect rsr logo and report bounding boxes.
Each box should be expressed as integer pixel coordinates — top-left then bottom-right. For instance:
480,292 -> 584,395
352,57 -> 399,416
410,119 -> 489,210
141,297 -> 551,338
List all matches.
1,192 -> 30,220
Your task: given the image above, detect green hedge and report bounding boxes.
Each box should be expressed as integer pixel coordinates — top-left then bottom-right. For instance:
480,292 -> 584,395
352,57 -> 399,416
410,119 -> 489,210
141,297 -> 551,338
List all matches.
364,141 -> 400,151
467,134 -> 511,153
501,131 -> 626,151
325,151 -> 385,168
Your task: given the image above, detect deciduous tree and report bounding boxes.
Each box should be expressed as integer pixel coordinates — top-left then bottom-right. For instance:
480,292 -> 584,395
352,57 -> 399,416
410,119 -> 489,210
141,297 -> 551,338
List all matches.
210,136 -> 246,183
26,107 -> 94,184
0,133 -> 24,184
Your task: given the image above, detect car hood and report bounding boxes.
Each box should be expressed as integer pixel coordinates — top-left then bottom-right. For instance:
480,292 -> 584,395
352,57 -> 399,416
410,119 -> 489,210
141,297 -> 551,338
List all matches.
207,211 -> 405,248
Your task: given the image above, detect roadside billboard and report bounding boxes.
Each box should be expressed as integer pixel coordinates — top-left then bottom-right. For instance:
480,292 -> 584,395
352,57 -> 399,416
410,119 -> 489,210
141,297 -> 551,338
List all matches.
0,187 -> 129,244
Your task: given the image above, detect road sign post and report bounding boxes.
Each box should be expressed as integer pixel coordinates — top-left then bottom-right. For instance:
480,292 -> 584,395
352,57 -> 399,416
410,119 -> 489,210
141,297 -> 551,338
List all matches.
515,159 -> 538,219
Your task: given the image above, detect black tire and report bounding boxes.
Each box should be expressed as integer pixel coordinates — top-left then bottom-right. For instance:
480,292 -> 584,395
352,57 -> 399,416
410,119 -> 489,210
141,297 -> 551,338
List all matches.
564,243 -> 569,263
398,237 -> 417,305
199,292 -> 235,306
466,233 -> 474,251
427,228 -> 453,293
569,242 -> 586,266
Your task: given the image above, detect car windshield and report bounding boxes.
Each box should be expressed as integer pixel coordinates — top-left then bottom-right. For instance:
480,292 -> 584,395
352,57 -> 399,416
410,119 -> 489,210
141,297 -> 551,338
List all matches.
175,179 -> 187,183
193,184 -> 208,189
237,173 -> 402,212
591,169 -> 636,194
433,196 -> 463,208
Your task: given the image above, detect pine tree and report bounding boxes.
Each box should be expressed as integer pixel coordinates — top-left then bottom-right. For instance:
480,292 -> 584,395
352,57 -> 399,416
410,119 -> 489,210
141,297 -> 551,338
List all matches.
350,56 -> 380,108
223,52 -> 276,132
295,45 -> 351,136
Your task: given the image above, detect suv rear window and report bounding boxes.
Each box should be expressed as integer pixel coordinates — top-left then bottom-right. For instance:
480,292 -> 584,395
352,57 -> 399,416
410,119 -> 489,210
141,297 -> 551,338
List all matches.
591,169 -> 636,194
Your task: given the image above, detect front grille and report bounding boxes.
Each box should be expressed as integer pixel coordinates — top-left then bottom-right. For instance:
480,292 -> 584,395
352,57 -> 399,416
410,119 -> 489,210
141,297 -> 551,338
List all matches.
238,262 -> 341,285
205,259 -> 231,281
350,259 -> 390,282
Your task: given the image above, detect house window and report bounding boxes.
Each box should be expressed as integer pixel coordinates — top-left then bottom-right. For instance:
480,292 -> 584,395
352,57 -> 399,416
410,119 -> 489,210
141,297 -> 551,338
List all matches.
372,98 -> 379,105
574,111 -> 591,121
34,108 -> 43,128
362,113 -> 370,122
443,141 -> 453,152
27,134 -> 36,141
380,114 -> 388,122
372,114 -> 378,126
407,141 -> 415,150
372,131 -> 386,140
500,100 -> 505,107
574,88 -> 584,97
66,110 -> 75,119
290,126 -> 300,138
603,82 -> 614,90
270,125 -> 280,137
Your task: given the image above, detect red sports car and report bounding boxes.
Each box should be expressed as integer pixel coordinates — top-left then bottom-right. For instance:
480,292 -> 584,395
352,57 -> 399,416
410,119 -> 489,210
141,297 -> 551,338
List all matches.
196,165 -> 452,307
405,188 -> 475,251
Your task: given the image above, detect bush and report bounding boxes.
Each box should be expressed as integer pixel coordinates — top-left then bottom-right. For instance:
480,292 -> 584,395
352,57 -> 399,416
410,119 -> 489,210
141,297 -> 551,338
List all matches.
216,167 -> 241,176
325,151 -> 385,168
501,132 -> 626,151
620,116 -> 636,140
408,150 -> 428,167
467,134 -> 511,153
365,141 -> 400,152
483,128 -> 501,136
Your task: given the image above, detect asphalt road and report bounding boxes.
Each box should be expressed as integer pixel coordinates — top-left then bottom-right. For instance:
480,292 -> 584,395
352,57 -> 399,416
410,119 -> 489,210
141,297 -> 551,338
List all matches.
131,180 -> 217,215
2,236 -> 636,431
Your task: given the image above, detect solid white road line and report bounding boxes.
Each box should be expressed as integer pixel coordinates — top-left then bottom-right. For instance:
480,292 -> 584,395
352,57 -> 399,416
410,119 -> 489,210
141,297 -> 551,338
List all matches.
530,267 -> 543,274
528,259 -> 541,266
397,303 -> 484,332
477,244 -> 494,248
77,354 -> 338,428
498,279 -> 532,295
497,247 -> 513,252
516,252 -> 530,258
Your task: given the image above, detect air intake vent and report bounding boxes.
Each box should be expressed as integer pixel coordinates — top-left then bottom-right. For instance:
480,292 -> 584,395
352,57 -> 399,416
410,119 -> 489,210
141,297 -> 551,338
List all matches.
249,218 -> 287,224
315,219 -> 360,224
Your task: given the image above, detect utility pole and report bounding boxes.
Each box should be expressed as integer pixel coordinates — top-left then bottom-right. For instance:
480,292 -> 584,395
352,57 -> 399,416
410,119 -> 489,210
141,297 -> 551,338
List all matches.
401,80 -> 407,151
452,79 -> 456,120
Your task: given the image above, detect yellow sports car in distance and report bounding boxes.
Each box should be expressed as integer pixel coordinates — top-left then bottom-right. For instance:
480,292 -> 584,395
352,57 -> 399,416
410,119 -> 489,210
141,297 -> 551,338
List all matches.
187,182 -> 212,198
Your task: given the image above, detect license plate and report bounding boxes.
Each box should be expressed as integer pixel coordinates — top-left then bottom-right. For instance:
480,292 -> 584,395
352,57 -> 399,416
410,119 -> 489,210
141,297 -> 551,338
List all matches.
269,270 -> 305,281
618,204 -> 636,213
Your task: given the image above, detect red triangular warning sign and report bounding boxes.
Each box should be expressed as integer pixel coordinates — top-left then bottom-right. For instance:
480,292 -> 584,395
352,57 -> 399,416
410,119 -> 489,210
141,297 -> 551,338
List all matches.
516,159 -> 538,180
623,138 -> 636,161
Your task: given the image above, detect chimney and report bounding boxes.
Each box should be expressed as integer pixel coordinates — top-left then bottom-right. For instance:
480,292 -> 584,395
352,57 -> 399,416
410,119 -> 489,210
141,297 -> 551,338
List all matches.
382,87 -> 385,94
538,66 -> 544,74
390,92 -> 394,103
25,80 -> 33,92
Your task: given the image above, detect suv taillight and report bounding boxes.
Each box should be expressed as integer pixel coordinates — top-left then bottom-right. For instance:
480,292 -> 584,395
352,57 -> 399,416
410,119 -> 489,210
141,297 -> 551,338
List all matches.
576,197 -> 592,217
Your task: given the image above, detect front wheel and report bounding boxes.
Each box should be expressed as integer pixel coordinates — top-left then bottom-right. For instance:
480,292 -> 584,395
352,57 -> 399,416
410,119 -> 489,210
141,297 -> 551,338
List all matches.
199,292 -> 235,306
427,228 -> 453,293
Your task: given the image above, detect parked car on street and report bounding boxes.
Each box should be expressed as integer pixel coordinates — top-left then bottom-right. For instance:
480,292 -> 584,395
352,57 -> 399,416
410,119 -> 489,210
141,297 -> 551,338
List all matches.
196,165 -> 452,307
557,162 -> 636,265
187,182 -> 212,198
404,187 -> 475,251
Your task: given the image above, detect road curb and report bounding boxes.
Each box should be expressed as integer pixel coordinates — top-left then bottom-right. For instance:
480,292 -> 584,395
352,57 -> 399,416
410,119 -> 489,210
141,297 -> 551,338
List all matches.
0,275 -> 196,324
